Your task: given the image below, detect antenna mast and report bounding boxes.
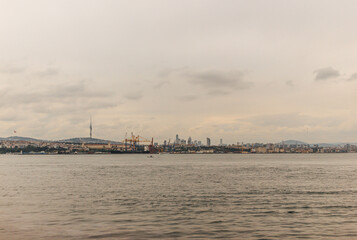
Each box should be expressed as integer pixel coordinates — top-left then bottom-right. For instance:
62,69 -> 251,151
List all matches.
90,116 -> 93,138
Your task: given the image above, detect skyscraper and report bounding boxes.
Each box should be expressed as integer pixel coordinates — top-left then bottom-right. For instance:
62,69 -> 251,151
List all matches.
207,137 -> 211,146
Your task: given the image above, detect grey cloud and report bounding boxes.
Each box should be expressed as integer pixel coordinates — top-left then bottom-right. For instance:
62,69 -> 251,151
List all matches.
0,115 -> 21,122
154,67 -> 189,88
251,113 -> 311,128
208,90 -> 231,96
347,73 -> 357,81
314,67 -> 340,81
158,67 -> 188,78
0,64 -> 26,74
213,123 -> 240,132
153,79 -> 171,89
176,95 -> 199,102
48,81 -> 109,99
124,91 -> 143,100
158,69 -> 175,79
69,116 -> 86,125
286,80 -> 294,86
37,82 -> 108,102
30,100 -> 117,115
186,70 -> 252,90
36,68 -> 59,78
249,113 -> 341,128
0,81 -> 116,112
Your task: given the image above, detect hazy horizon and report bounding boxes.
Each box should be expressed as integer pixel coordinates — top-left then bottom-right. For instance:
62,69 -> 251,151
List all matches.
1,0 -> 357,144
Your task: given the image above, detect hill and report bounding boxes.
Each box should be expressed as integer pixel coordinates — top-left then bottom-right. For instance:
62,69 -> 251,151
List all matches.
2,136 -> 43,142
280,140 -> 308,145
0,136 -> 121,144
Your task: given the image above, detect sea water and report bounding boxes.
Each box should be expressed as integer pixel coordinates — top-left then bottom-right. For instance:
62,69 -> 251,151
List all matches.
0,154 -> 356,239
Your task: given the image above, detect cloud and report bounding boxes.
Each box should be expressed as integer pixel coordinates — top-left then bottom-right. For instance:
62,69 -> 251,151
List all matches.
35,68 -> 59,78
208,90 -> 231,96
176,95 -> 199,102
248,113 -> 342,128
158,67 -> 188,78
314,67 -> 340,81
347,73 -> 357,81
124,91 -> 143,100
0,80 -> 116,112
0,115 -> 22,122
185,69 -> 252,90
30,100 -> 117,115
251,113 -> 311,128
0,64 -> 26,74
153,79 -> 171,89
154,67 -> 189,88
286,80 -> 294,86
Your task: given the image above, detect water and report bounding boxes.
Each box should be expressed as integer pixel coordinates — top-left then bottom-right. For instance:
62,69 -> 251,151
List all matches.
0,154 -> 356,239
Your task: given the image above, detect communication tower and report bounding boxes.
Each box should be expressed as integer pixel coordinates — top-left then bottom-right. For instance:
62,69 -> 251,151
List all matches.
90,116 -> 93,138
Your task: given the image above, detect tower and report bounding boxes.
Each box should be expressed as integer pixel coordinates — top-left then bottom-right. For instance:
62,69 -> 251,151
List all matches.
90,116 -> 92,138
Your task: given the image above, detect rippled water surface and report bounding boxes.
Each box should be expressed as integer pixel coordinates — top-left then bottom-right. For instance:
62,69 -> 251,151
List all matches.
0,154 -> 357,239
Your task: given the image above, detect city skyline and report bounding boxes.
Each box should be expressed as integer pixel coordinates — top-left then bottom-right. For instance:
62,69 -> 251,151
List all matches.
4,115 -> 357,145
1,1 -> 357,143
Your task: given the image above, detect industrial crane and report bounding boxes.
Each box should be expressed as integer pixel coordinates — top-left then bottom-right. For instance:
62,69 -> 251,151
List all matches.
122,132 -> 154,152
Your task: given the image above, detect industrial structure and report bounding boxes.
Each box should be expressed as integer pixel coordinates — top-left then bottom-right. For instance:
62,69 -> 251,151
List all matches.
90,116 -> 93,138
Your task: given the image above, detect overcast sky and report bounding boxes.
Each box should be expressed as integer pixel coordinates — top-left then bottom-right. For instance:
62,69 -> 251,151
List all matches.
1,0 -> 357,144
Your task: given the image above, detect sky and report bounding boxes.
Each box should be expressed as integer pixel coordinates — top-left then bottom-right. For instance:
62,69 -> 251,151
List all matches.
1,0 -> 357,144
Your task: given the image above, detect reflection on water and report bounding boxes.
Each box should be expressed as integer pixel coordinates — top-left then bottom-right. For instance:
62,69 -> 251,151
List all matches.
0,154 -> 357,239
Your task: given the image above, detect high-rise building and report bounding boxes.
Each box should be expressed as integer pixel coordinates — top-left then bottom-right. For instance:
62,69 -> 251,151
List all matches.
207,137 -> 211,146
220,138 -> 223,146
188,136 -> 192,145
175,134 -> 180,144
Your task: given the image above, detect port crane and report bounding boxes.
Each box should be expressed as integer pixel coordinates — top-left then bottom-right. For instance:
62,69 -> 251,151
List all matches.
123,132 -> 154,152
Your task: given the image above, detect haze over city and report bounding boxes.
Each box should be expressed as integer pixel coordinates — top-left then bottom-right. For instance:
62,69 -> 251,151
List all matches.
1,0 -> 357,144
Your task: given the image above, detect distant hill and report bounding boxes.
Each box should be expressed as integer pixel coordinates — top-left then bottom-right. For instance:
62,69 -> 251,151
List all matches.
316,142 -> 357,147
280,140 -> 308,145
281,140 -> 357,147
0,136 -> 121,144
2,136 -> 43,142
58,137 -> 121,144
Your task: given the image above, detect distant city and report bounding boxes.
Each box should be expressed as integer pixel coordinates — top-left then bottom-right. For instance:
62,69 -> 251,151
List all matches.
0,133 -> 356,155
